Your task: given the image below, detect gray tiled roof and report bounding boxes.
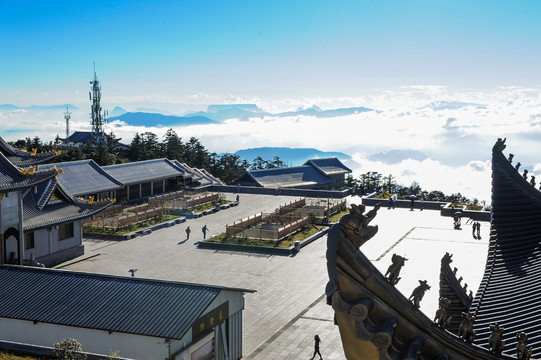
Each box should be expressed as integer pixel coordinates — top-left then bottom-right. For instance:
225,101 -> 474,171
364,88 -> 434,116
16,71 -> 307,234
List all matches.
0,152 -> 59,193
103,158 -> 186,185
38,160 -> 124,196
170,161 -> 199,180
197,168 -> 225,185
63,131 -> 93,143
0,137 -> 57,166
304,157 -> 352,176
244,165 -> 335,188
0,266 -> 249,340
23,178 -> 112,231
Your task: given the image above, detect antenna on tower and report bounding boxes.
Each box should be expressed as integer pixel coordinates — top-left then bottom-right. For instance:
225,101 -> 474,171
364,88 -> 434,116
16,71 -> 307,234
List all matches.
89,62 -> 108,145
64,107 -> 71,139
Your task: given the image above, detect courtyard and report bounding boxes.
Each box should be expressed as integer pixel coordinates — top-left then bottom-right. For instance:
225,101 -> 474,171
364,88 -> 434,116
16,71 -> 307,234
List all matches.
58,193 -> 490,360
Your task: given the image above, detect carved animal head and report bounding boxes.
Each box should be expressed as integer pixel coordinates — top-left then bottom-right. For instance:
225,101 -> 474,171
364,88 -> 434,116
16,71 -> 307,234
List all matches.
392,253 -> 408,266
461,312 -> 476,322
438,297 -> 450,308
339,204 -> 379,247
517,332 -> 528,344
441,252 -> 453,266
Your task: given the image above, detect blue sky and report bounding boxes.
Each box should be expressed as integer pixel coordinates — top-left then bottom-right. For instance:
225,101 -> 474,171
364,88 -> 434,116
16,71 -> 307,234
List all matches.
1,0 -> 541,106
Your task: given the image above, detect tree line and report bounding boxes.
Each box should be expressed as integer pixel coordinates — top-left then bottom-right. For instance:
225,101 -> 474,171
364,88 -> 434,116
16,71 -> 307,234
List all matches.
11,130 -> 287,185
346,171 -> 481,206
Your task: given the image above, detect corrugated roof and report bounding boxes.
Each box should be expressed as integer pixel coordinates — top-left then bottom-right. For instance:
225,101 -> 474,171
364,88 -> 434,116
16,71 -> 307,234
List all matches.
38,160 -> 124,196
304,157 -> 352,176
0,266 -> 250,340
102,158 -> 186,185
245,165 -> 335,188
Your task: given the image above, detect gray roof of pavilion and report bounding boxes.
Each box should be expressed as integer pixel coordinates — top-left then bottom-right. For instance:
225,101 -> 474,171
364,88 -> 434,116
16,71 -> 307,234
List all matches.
169,161 -> 199,180
303,157 -> 352,176
22,177 -> 112,231
37,160 -> 124,197
102,158 -> 187,186
0,266 -> 252,340
242,165 -> 335,188
197,168 -> 225,185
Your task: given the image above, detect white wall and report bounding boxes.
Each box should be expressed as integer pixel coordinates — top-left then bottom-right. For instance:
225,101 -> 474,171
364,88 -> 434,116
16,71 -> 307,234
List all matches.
23,221 -> 83,261
1,191 -> 20,229
0,317 -> 172,360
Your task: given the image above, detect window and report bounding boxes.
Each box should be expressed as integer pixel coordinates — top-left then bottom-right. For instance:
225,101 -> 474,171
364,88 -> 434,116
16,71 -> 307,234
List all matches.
25,232 -> 35,250
59,223 -> 74,240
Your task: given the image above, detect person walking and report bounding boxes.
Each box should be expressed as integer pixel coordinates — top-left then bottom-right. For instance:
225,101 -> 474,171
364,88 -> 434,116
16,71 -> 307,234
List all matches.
202,225 -> 208,239
472,222 -> 477,239
476,222 -> 481,239
310,334 -> 322,360
185,226 -> 191,240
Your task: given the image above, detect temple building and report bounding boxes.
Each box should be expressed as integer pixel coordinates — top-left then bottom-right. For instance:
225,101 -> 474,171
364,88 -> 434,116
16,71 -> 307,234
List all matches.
0,144 -> 112,267
237,157 -> 351,190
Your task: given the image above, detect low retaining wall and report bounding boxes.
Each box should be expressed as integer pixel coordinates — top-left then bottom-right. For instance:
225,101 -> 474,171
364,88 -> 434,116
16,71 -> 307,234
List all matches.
199,185 -> 352,199
37,245 -> 84,268
362,196 -> 491,221
198,227 -> 330,255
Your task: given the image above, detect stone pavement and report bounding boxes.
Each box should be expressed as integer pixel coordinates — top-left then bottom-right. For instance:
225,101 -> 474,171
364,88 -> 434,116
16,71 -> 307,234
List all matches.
58,193 -> 490,359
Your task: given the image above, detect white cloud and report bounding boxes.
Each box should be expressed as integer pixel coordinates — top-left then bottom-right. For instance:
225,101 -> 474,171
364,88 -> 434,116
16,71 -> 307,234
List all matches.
3,86 -> 541,202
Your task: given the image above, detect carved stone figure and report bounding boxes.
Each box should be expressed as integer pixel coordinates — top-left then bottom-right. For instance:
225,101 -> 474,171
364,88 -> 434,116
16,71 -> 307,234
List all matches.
523,169 -> 529,180
488,323 -> 505,355
508,153 -> 514,163
384,253 -> 408,285
516,332 -> 532,360
516,162 -> 521,171
409,280 -> 430,308
434,297 -> 451,328
530,175 -> 536,187
458,312 -> 476,343
441,252 -> 453,266
326,203 -> 380,304
495,137 -> 507,151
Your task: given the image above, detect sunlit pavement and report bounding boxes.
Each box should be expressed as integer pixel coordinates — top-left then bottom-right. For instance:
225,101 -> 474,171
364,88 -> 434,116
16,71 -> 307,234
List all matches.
59,194 -> 489,359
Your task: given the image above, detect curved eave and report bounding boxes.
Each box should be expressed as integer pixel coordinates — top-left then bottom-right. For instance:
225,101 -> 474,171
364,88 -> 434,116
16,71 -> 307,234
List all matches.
330,224 -> 514,359
468,142 -> 541,356
23,201 -> 113,232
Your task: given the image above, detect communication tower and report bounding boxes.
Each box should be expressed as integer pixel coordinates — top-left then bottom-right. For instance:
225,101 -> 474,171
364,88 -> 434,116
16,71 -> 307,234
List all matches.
64,107 -> 71,139
89,62 -> 108,144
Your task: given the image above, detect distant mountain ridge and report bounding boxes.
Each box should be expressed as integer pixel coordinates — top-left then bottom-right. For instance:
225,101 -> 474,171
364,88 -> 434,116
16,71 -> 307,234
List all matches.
234,147 -> 351,166
108,112 -> 218,127
184,104 -> 373,122
0,104 -> 79,110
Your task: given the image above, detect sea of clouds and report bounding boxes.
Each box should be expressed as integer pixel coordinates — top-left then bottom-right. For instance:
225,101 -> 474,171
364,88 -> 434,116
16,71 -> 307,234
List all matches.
2,85 -> 541,203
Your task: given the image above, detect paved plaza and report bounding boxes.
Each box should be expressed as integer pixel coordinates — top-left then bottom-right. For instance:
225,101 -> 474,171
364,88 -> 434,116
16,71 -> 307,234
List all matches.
58,193 -> 490,359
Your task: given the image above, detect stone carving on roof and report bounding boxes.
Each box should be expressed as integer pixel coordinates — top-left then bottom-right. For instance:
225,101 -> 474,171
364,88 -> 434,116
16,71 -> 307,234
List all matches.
325,139 -> 525,359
